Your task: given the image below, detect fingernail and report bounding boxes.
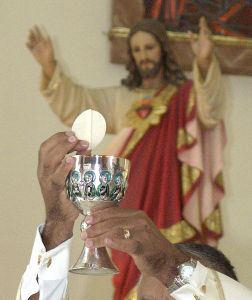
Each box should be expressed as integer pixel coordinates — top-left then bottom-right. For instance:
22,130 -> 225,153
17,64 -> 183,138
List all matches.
65,131 -> 75,137
80,141 -> 89,148
68,135 -> 77,143
65,156 -> 73,164
85,215 -> 93,224
85,239 -> 93,248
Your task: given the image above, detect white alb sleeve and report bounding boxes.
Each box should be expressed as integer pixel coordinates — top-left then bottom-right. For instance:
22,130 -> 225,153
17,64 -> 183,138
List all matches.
170,261 -> 252,300
170,261 -> 208,299
18,225 -> 72,300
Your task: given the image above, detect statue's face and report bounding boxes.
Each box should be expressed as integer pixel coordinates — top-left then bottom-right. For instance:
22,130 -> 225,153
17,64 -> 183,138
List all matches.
84,173 -> 92,183
101,174 -> 108,183
130,31 -> 163,79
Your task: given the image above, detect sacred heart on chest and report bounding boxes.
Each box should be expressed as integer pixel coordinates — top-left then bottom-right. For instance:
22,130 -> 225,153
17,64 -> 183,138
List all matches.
136,105 -> 153,119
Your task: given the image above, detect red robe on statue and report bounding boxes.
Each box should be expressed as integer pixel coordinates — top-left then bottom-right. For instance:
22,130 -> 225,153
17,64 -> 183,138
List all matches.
110,80 -> 226,300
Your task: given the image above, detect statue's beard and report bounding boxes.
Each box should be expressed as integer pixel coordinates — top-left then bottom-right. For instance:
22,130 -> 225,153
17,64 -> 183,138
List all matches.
137,59 -> 163,79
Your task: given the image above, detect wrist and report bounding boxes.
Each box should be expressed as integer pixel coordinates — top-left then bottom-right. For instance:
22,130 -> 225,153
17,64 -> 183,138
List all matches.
167,258 -> 197,293
196,55 -> 213,80
43,59 -> 56,78
157,249 -> 190,287
196,55 -> 212,70
42,219 -> 74,250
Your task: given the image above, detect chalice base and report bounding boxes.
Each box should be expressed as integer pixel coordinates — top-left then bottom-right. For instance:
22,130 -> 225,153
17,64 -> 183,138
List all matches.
69,245 -> 118,275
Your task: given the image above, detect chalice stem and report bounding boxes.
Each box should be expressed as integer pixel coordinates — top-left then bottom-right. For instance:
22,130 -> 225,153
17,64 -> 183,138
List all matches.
80,214 -> 90,232
69,215 -> 118,275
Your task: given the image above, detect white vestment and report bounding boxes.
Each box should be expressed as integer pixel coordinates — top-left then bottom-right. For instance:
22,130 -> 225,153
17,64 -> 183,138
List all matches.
16,226 -> 252,300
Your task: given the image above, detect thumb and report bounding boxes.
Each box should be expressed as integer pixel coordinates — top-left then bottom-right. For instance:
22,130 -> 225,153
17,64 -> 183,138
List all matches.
52,156 -> 76,187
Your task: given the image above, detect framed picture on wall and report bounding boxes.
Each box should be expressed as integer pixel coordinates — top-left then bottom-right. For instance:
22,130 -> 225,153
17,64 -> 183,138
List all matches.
109,0 -> 252,76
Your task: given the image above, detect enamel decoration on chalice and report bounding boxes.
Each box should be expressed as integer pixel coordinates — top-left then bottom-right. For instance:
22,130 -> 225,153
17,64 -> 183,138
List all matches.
66,109 -> 130,275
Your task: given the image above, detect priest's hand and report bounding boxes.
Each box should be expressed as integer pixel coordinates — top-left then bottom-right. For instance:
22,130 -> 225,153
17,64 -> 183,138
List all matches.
26,25 -> 56,78
37,131 -> 89,250
189,16 -> 214,79
81,206 -> 189,287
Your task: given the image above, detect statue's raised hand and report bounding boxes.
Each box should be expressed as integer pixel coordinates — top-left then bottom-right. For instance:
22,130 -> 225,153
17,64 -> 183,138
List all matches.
189,17 -> 214,78
26,25 -> 56,78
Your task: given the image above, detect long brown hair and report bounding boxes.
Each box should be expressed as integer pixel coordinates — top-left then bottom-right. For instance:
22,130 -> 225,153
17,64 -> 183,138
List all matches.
121,18 -> 187,89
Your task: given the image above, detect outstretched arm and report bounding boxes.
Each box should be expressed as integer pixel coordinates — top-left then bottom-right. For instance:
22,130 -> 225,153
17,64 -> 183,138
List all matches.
26,26 -> 56,79
81,206 -> 252,299
189,17 -> 225,128
26,26 -> 119,131
189,17 -> 214,80
17,132 -> 89,300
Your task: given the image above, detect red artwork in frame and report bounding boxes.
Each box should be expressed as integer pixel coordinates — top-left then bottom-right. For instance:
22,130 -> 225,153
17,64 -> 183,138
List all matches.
110,0 -> 252,76
144,0 -> 252,37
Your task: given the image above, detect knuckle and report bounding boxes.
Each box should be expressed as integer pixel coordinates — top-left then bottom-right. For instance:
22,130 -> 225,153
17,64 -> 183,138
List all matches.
50,177 -> 63,191
37,165 -> 50,182
40,163 -> 52,177
91,210 -> 104,224
103,219 -> 115,232
115,227 -> 123,239
135,212 -> 148,226
88,225 -> 101,237
91,237 -> 102,248
136,210 -> 146,218
39,140 -> 48,156
54,131 -> 65,138
131,240 -> 144,255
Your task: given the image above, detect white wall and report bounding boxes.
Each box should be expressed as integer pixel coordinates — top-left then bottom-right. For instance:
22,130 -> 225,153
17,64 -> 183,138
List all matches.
219,75 -> 252,285
0,1 -> 251,299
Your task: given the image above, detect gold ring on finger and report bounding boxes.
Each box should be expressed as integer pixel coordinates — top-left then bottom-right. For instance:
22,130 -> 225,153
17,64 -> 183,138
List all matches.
122,228 -> 131,240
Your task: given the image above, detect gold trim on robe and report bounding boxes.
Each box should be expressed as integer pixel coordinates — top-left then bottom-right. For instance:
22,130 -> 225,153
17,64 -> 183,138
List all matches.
160,220 -> 197,243
125,287 -> 138,300
215,172 -> 225,190
186,86 -> 196,117
176,87 -> 196,149
122,85 -> 177,157
181,163 -> 201,197
123,83 -> 223,300
177,128 -> 195,149
177,87 -> 201,198
204,208 -> 223,235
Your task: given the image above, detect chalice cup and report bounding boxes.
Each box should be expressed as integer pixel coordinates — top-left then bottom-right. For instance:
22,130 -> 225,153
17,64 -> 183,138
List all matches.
66,155 -> 130,275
